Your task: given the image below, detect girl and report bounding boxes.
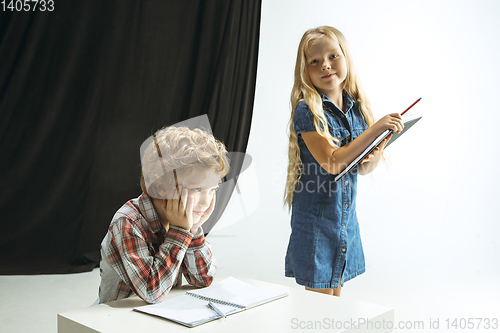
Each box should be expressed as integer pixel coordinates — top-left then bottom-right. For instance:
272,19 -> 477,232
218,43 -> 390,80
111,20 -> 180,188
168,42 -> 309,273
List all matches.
284,26 -> 404,296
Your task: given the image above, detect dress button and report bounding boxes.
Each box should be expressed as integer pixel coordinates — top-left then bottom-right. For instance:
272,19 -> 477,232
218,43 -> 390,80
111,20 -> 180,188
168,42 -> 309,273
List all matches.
344,180 -> 349,186
341,248 -> 346,253
344,204 -> 349,209
342,225 -> 346,230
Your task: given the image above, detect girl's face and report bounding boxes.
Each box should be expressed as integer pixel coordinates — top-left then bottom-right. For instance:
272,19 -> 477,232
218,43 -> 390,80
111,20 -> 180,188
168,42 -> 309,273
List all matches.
181,167 -> 220,224
305,37 -> 347,99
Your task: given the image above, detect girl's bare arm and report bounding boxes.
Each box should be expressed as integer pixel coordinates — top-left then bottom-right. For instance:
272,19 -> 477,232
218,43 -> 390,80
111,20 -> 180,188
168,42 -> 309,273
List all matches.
301,113 -> 403,175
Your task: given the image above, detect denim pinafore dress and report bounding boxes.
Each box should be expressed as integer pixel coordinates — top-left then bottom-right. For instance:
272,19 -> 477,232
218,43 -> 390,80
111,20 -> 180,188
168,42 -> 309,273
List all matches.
285,92 -> 367,289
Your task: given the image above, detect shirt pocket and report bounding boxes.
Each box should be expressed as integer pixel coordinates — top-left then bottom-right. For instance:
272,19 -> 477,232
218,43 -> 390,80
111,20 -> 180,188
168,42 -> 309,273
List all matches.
351,128 -> 365,140
331,128 -> 351,146
352,122 -> 368,140
351,115 -> 368,139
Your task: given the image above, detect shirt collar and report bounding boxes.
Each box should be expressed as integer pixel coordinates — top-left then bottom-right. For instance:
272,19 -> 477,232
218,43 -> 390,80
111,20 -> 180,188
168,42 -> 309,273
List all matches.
137,192 -> 163,233
319,90 -> 355,114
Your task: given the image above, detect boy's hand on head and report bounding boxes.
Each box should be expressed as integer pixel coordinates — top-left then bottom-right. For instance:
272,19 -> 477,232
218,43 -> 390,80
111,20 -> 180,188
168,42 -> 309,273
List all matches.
190,193 -> 216,235
163,186 -> 194,232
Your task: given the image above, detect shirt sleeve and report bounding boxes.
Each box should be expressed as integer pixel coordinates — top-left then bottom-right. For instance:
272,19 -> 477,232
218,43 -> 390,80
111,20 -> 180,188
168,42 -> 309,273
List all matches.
181,227 -> 217,287
294,101 -> 317,135
105,218 -> 200,304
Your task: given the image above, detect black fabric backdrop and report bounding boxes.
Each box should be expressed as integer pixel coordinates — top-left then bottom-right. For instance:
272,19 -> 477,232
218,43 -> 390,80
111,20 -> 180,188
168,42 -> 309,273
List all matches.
0,1 -> 261,274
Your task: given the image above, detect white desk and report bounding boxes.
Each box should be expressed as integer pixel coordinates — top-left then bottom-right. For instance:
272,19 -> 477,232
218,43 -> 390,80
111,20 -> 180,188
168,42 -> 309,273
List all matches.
58,278 -> 394,332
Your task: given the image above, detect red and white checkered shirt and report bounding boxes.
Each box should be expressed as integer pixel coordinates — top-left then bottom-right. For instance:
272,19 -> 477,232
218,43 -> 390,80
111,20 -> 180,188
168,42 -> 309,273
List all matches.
98,193 -> 216,304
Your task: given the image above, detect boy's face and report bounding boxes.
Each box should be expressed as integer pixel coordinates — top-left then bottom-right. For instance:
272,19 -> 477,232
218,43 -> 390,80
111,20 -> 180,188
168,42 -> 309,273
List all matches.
181,167 -> 221,223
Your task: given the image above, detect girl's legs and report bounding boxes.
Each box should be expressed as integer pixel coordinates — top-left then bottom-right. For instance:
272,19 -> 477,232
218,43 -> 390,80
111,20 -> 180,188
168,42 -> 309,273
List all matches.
333,283 -> 341,296
305,280 -> 341,296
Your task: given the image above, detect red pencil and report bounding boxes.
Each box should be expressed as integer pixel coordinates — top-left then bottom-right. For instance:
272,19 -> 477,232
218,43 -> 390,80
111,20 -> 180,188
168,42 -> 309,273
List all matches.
401,97 -> 422,116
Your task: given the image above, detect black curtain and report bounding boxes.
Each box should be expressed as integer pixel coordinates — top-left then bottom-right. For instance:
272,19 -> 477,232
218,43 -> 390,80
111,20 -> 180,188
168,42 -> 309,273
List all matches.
0,0 -> 261,274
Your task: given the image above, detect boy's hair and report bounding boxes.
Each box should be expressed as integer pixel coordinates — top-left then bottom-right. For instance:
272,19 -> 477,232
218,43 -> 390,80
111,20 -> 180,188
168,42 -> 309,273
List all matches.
140,126 -> 230,199
284,26 -> 375,209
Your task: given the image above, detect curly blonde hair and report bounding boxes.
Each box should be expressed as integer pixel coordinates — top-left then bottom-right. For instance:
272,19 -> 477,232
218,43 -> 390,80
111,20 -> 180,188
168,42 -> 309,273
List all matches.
140,126 -> 230,199
284,26 -> 375,210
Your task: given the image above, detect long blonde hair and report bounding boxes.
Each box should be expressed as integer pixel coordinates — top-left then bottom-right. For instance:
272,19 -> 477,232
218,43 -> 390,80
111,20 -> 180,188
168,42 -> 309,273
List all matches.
284,26 -> 375,209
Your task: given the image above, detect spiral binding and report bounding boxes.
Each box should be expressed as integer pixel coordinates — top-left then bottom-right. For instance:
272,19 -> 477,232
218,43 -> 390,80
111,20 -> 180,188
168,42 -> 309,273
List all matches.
186,292 -> 245,309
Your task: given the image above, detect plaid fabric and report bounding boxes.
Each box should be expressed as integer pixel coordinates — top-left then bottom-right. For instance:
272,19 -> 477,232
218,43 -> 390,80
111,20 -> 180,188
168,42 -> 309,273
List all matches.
99,193 -> 216,304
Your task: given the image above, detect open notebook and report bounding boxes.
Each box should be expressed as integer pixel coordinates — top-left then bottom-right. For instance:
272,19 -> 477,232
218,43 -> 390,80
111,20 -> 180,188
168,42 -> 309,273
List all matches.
134,277 -> 288,327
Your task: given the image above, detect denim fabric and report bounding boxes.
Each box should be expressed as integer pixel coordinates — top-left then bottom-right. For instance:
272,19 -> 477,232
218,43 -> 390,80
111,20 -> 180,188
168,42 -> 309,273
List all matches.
285,91 -> 368,289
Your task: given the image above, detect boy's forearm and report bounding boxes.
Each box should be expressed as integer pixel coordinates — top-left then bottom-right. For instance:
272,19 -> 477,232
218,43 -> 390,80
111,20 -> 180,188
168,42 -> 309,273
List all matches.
132,227 -> 213,303
182,234 -> 216,288
109,225 -> 194,304
134,227 -> 193,303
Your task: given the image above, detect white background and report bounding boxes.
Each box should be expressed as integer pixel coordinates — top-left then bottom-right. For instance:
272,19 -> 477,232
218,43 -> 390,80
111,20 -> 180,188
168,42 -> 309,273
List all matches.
210,0 -> 500,329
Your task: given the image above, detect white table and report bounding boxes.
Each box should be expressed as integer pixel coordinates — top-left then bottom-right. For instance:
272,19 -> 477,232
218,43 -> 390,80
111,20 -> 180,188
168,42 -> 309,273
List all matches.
58,277 -> 394,332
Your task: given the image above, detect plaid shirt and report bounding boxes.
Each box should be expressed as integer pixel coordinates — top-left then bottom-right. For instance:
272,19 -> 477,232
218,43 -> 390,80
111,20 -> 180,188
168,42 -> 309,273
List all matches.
98,193 -> 216,304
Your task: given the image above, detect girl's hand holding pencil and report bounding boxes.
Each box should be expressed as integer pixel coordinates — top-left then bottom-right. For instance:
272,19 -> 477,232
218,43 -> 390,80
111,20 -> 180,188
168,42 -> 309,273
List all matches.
359,113 -> 402,166
370,113 -> 404,136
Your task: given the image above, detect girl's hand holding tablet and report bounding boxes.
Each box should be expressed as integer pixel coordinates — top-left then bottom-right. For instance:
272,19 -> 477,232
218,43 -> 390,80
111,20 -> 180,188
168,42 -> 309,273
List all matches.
359,113 -> 403,166
360,134 -> 392,165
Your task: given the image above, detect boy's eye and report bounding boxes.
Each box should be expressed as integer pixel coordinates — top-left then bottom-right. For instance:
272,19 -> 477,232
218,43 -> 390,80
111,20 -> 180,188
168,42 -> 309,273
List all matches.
310,59 -> 318,64
330,54 -> 338,59
188,187 -> 218,193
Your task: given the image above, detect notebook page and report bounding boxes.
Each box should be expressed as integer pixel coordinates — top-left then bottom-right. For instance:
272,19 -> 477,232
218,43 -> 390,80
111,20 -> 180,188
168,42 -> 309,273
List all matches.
186,276 -> 287,309
134,293 -> 241,327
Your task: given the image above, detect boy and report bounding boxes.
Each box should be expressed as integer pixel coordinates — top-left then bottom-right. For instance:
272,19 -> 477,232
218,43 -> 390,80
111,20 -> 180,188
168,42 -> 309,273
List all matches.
98,125 -> 230,304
